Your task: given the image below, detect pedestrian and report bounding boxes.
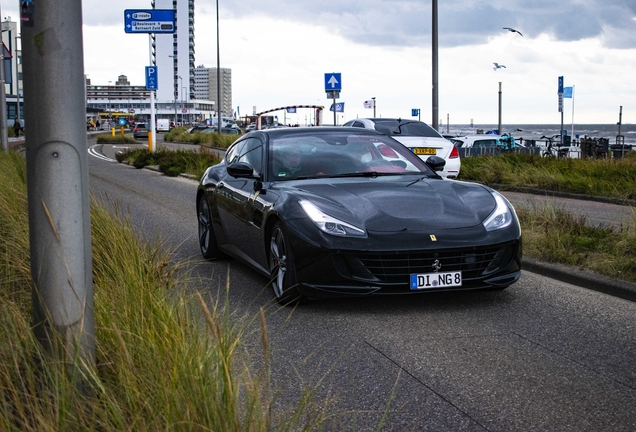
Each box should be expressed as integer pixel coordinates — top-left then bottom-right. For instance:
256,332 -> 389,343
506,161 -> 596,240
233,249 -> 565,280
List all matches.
96,119 -> 101,130
13,119 -> 21,137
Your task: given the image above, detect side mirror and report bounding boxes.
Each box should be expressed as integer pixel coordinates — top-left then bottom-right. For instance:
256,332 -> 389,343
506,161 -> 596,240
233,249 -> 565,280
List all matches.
226,161 -> 256,178
425,155 -> 446,172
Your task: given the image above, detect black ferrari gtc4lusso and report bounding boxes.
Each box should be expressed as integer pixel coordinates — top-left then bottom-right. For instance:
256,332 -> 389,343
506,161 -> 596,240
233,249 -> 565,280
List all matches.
196,127 -> 522,305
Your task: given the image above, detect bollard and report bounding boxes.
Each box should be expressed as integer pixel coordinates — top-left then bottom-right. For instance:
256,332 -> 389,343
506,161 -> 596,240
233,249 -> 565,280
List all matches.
111,127 -> 115,136
120,126 -> 125,136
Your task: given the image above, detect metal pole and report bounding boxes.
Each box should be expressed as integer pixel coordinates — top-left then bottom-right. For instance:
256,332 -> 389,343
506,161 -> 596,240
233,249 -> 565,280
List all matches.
148,34 -> 156,152
571,85 -> 575,139
16,36 -> 21,130
179,76 -> 183,123
432,0 -> 439,131
372,97 -> 376,117
169,54 -> 177,125
21,0 -> 95,367
216,0 -> 221,133
333,94 -> 337,125
498,82 -> 502,135
0,5 -> 8,152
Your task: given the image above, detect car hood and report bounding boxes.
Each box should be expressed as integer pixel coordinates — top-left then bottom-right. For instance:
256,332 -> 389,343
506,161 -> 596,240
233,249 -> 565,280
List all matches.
280,177 -> 497,233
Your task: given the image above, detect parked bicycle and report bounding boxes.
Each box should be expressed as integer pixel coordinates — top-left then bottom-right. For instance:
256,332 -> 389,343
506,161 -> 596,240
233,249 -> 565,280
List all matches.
540,135 -> 569,158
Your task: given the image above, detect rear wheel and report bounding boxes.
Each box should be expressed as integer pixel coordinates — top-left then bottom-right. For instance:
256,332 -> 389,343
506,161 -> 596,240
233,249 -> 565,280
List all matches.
198,194 -> 224,260
269,222 -> 303,305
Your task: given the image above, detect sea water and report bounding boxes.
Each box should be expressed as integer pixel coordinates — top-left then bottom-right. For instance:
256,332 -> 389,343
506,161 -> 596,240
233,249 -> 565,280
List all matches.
443,124 -> 636,147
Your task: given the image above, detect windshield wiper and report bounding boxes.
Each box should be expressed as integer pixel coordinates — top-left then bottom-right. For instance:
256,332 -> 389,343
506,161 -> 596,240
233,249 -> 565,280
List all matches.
326,171 -> 392,178
406,175 -> 436,187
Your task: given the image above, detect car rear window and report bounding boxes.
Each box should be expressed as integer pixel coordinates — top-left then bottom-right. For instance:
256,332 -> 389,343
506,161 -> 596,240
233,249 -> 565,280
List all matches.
373,120 -> 442,138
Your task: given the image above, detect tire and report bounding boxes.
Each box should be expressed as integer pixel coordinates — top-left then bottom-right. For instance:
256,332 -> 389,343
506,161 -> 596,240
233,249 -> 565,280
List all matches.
269,221 -> 303,305
197,194 -> 224,260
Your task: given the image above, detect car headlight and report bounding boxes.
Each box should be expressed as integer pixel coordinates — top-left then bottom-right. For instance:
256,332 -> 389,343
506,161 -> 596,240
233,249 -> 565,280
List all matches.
483,191 -> 514,231
299,200 -> 367,237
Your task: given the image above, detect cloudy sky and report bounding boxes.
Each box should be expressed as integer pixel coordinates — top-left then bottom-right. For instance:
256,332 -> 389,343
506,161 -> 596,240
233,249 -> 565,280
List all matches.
4,0 -> 636,125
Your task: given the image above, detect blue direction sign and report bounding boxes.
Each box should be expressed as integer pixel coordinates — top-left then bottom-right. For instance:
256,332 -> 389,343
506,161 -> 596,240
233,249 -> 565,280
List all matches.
146,66 -> 158,90
124,9 -> 175,34
324,73 -> 342,91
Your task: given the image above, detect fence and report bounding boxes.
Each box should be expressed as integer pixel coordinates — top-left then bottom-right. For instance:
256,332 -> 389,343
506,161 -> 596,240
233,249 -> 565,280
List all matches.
457,136 -> 631,159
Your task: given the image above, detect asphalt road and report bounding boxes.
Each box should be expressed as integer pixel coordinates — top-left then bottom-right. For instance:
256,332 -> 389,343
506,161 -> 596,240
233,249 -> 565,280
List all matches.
88,142 -> 636,431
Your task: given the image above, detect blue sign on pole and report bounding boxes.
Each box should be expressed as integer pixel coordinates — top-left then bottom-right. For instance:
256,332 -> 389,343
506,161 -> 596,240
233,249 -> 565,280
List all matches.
146,66 -> 158,90
124,9 -> 176,34
324,73 -> 342,91
558,76 -> 564,94
412,108 -> 419,117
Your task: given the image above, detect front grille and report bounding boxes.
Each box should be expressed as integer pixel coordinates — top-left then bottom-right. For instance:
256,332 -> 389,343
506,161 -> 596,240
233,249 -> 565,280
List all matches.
346,242 -> 517,284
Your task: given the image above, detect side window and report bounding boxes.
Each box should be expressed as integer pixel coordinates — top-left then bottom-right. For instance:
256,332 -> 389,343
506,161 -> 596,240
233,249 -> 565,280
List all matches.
238,138 -> 263,176
352,121 -> 365,128
225,141 -> 245,164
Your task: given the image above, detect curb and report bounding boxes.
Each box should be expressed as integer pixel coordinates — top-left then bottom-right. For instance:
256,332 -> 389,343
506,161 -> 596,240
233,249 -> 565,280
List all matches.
522,257 -> 636,303
492,184 -> 636,207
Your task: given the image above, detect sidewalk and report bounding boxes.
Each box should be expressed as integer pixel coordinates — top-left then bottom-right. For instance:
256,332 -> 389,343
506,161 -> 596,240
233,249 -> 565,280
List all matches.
7,130 -> 106,151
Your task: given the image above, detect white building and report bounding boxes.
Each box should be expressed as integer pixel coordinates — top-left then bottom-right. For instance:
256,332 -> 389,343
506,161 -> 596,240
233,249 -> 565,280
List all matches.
153,0 -> 195,105
1,19 -> 23,122
193,65 -> 233,116
86,74 -> 216,124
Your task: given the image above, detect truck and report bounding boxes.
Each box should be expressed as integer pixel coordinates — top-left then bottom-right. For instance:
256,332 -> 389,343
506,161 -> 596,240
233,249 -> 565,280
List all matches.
156,119 -> 171,132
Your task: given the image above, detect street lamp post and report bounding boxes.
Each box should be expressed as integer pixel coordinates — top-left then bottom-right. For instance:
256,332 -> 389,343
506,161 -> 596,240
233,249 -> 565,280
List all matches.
178,75 -> 183,124
107,80 -> 112,123
169,55 -> 177,125
216,0 -> 221,133
182,86 -> 187,124
15,34 -> 21,130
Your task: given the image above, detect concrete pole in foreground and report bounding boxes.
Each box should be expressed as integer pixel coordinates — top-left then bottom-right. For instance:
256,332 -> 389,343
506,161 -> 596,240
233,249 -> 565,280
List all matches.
21,0 -> 95,368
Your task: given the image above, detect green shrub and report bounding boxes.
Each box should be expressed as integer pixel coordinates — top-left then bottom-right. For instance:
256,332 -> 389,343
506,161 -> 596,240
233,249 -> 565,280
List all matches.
115,148 -> 221,179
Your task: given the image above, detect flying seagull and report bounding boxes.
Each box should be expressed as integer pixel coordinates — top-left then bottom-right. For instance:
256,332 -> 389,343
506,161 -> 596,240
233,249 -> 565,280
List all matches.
493,62 -> 506,71
503,27 -> 523,36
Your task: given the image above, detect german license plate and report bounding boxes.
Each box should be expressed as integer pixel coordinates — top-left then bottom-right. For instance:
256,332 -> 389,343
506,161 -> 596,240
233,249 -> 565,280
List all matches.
410,271 -> 462,290
413,147 -> 436,155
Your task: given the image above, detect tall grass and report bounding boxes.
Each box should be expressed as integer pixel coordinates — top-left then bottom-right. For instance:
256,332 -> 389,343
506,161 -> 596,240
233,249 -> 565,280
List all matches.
517,202 -> 636,282
459,153 -> 636,200
0,151 -> 331,431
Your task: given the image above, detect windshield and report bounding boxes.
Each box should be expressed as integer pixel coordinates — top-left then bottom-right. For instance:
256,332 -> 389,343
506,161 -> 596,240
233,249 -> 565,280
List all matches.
373,120 -> 443,138
268,131 -> 435,180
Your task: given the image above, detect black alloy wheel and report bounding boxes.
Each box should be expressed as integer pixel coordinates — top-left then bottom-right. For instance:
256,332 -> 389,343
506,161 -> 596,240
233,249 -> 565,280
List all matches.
269,222 -> 302,305
198,194 -> 223,260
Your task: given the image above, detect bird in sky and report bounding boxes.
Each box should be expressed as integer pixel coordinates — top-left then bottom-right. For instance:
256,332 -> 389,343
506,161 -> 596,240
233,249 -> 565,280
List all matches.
493,62 -> 506,71
503,27 -> 523,36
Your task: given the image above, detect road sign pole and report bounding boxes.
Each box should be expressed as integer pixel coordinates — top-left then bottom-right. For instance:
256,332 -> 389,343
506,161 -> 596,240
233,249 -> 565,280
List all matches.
21,0 -> 95,372
333,94 -> 337,126
148,34 -> 156,152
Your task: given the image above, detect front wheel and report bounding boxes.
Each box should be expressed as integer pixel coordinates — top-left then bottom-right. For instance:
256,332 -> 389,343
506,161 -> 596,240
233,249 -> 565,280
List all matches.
269,222 -> 303,305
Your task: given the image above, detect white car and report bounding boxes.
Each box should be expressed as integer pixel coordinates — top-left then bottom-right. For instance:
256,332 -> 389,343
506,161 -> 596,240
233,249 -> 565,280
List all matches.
448,135 -> 501,149
343,118 -> 460,178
